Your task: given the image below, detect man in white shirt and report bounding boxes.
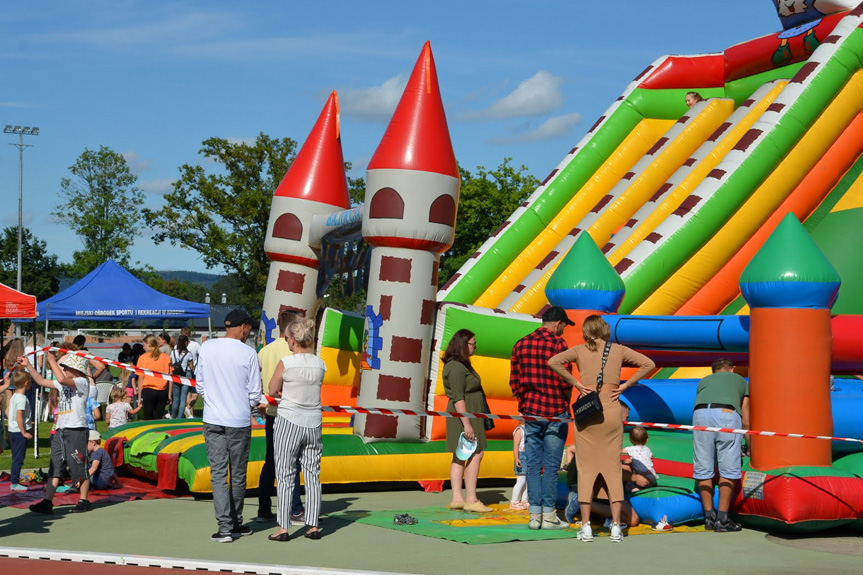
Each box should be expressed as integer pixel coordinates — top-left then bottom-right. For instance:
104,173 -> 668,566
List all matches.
196,309 -> 265,542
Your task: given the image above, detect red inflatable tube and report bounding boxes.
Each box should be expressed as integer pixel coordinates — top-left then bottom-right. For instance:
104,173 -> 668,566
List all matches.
637,54 -> 725,90
736,472 -> 863,526
635,12 -> 846,90
724,13 -> 845,83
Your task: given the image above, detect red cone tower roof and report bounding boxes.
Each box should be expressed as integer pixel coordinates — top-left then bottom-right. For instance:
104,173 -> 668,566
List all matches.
273,91 -> 351,208
367,41 -> 458,177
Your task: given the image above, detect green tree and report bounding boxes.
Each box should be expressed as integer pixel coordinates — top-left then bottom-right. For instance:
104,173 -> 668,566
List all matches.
439,158 -> 539,285
0,227 -> 62,301
346,164 -> 365,206
211,275 -> 244,307
143,134 -> 299,315
53,145 -> 145,277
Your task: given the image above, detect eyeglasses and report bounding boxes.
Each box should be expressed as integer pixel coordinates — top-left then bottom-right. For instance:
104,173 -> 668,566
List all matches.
468,341 -> 477,348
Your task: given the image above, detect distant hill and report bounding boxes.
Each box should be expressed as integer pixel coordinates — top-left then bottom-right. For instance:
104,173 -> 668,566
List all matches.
158,270 -> 224,289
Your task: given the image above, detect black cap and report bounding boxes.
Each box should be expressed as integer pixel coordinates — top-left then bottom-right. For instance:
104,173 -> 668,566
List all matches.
224,309 -> 254,328
542,306 -> 575,326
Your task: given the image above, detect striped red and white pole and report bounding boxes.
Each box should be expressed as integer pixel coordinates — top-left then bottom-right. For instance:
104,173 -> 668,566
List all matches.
27,346 -> 195,387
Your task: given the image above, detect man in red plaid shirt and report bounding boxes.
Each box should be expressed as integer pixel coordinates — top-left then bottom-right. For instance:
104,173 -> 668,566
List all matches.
510,306 -> 574,530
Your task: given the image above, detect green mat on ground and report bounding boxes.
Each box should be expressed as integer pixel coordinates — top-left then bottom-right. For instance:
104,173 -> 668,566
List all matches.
330,504 -> 705,544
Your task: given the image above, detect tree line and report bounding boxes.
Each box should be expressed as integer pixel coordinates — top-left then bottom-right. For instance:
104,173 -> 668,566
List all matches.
1,136 -> 539,319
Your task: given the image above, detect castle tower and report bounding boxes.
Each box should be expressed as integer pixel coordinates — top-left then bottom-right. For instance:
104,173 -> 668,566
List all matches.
355,42 -> 460,441
740,213 -> 839,469
260,92 -> 351,342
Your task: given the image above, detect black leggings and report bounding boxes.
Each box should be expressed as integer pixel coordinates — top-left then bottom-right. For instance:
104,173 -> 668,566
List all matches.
141,387 -> 170,420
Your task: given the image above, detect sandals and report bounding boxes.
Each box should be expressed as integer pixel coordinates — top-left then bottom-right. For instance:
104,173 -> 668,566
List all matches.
268,531 -> 290,542
304,530 -> 322,540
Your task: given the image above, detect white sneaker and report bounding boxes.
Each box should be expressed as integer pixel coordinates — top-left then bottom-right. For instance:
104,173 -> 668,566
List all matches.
541,511 -> 569,530
610,522 -> 623,543
577,523 -> 593,542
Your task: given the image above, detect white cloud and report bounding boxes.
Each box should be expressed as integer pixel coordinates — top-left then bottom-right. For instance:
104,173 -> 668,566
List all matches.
23,7 -> 407,63
489,111 -> 582,144
339,74 -> 407,122
485,71 -> 564,119
30,10 -> 238,51
139,178 -> 174,196
519,112 -> 582,141
226,137 -> 257,146
347,155 -> 371,174
122,151 -> 153,173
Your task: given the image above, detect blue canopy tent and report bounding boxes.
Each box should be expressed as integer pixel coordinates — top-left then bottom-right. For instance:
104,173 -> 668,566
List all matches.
12,260 -> 209,458
30,259 -> 210,324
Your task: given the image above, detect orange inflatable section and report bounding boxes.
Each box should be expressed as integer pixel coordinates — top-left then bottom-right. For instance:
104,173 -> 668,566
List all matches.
560,310 -> 595,381
749,308 -> 833,469
561,309 -> 644,384
676,112 -> 863,316
430,395 -> 520,441
321,383 -> 357,406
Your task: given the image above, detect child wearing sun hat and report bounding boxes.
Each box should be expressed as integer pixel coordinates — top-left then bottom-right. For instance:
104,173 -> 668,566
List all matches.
17,348 -> 95,514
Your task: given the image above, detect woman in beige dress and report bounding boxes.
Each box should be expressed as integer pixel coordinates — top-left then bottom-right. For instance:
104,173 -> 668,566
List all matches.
548,315 -> 654,543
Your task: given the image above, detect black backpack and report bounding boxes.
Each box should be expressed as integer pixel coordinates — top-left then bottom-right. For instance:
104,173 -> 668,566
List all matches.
171,350 -> 188,376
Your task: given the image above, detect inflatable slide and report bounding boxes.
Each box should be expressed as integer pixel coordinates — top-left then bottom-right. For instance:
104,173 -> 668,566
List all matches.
107,3 -> 863,532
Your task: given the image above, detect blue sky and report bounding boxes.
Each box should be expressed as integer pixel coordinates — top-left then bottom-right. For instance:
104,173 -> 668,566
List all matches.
1,1 -> 782,275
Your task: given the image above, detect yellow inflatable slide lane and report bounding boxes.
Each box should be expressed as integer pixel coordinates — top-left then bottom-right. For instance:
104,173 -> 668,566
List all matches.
637,71 -> 863,315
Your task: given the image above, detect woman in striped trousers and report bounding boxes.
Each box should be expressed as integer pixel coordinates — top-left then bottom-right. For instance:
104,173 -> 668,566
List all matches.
267,318 -> 327,541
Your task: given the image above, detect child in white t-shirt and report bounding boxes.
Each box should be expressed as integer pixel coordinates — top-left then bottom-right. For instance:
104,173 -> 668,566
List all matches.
6,371 -> 33,491
509,423 -> 529,510
18,351 -> 95,514
105,386 -> 141,428
622,426 -> 657,492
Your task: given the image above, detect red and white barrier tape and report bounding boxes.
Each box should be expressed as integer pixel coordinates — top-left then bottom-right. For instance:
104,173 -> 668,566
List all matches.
27,348 -> 861,444
318,404 -> 567,422
25,346 -> 195,387
317,405 -> 863,445
624,420 -> 863,445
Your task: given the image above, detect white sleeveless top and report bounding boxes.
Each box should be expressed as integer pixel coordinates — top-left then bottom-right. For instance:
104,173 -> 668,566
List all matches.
276,353 -> 327,428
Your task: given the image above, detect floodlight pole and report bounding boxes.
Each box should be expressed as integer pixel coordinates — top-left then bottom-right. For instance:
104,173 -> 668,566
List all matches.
4,125 -> 38,297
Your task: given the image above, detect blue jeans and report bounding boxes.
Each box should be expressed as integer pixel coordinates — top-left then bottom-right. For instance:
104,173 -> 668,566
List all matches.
524,414 -> 568,514
170,385 -> 191,419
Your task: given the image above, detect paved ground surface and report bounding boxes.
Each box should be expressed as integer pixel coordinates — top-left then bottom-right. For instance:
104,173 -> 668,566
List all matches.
2,486 -> 862,574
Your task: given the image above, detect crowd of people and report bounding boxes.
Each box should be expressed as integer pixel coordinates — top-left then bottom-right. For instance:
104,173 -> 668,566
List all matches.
2,304 -> 751,542
442,305 -> 750,541
0,309 -> 327,543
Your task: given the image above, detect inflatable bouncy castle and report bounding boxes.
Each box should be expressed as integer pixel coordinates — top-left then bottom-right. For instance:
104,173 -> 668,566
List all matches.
104,2 -> 863,532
